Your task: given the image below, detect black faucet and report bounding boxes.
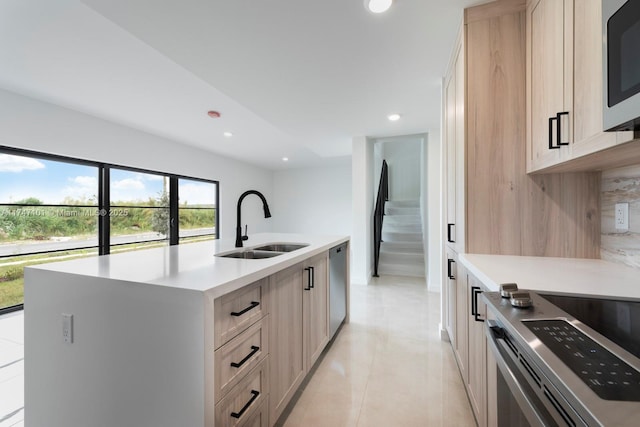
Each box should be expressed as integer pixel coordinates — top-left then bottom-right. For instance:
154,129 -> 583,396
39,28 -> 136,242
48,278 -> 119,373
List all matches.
236,190 -> 272,247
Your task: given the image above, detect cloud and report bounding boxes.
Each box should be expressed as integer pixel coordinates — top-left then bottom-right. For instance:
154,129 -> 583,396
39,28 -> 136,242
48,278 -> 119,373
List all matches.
70,176 -> 98,187
0,154 -> 45,172
60,175 -> 98,202
179,182 -> 217,206
112,178 -> 145,190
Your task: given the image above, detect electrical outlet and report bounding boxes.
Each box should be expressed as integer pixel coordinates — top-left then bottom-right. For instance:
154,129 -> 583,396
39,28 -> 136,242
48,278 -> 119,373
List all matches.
615,203 -> 629,231
62,313 -> 73,344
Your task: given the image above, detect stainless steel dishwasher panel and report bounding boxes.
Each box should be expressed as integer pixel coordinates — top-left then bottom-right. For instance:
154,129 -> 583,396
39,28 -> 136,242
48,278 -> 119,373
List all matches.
329,243 -> 347,339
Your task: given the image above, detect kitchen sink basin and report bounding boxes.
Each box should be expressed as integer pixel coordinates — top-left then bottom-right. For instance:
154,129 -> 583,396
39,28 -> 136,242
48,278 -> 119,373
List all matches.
252,243 -> 309,252
217,250 -> 283,259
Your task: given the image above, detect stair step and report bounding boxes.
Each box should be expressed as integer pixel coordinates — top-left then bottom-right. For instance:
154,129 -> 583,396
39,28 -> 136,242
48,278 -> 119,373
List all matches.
384,214 -> 421,225
378,262 -> 425,278
382,230 -> 422,242
379,250 -> 424,263
386,206 -> 420,215
380,241 -> 424,253
385,200 -> 419,208
382,222 -> 422,233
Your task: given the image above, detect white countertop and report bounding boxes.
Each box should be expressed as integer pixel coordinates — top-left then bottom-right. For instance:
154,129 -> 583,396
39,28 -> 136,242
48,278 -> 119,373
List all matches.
28,233 -> 349,298
459,254 -> 640,300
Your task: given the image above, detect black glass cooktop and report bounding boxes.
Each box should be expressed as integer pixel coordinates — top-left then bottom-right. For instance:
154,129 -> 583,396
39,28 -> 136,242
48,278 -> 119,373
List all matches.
525,320 -> 640,401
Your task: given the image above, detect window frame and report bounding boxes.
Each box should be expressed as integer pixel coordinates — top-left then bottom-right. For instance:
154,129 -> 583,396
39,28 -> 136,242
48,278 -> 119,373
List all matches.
0,146 -> 220,314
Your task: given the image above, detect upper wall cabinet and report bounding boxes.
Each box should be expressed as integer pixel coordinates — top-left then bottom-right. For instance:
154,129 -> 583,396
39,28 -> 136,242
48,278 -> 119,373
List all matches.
526,0 -> 635,173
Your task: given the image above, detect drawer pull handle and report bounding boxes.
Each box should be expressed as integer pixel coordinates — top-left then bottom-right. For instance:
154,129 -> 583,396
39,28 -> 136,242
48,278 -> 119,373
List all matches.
230,390 -> 260,419
230,346 -> 260,368
304,267 -> 312,291
230,301 -> 260,317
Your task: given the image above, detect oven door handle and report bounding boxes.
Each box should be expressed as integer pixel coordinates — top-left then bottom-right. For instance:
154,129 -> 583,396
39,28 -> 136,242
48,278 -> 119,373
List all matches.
486,321 -> 549,427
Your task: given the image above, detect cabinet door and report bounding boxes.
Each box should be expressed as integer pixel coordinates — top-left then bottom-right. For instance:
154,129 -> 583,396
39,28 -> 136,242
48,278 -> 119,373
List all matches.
527,0 -> 567,171
269,264 -> 305,426
445,70 -> 457,244
454,259 -> 468,384
467,275 -> 487,427
304,253 -> 329,368
444,249 -> 457,345
444,29 -> 464,251
570,0 -> 632,158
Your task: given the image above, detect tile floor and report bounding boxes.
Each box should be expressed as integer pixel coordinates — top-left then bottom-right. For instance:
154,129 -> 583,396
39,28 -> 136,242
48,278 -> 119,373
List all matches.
0,311 -> 24,427
0,275 -> 474,427
279,275 -> 476,427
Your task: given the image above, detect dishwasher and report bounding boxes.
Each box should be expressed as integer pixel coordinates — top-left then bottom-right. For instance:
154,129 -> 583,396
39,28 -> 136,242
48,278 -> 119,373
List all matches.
329,243 -> 347,339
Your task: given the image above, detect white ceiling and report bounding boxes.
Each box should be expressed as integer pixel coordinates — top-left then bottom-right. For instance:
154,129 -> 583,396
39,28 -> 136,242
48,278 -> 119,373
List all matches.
0,0 -> 484,170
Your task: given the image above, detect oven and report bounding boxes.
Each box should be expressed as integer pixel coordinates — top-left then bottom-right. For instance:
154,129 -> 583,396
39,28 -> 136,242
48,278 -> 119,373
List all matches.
483,288 -> 640,427
487,318 -> 587,426
603,0 -> 640,131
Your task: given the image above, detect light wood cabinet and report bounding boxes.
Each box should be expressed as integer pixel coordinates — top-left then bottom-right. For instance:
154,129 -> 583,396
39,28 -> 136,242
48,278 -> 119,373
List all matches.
527,0 -> 567,170
215,360 -> 268,427
268,252 -> 331,426
303,253 -> 329,368
467,274 -> 487,427
214,278 -> 270,426
443,28 -> 465,252
454,253 -> 468,385
268,264 -> 305,425
215,278 -> 268,349
443,1 -> 601,425
444,248 -> 457,346
526,0 -> 634,173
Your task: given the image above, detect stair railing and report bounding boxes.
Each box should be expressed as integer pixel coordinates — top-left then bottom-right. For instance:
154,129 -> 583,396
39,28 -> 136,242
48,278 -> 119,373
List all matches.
373,160 -> 388,277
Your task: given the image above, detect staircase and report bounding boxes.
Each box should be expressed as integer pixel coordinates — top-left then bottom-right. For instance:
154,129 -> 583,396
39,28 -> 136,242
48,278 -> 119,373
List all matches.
378,200 -> 425,277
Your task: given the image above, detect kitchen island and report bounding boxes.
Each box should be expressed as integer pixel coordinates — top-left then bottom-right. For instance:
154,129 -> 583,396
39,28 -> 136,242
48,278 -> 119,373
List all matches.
24,233 -> 349,427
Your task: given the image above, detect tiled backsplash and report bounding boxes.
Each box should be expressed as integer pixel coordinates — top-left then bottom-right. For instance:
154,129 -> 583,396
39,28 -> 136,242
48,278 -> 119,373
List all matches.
601,165 -> 640,268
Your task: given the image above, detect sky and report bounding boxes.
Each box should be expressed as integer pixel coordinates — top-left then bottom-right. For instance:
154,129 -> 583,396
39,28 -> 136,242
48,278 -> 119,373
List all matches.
0,153 -> 216,206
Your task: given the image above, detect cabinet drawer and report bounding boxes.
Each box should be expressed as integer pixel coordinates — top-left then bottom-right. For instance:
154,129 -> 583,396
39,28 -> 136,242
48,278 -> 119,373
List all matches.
240,399 -> 268,427
215,358 -> 268,427
215,319 -> 268,401
215,278 -> 268,348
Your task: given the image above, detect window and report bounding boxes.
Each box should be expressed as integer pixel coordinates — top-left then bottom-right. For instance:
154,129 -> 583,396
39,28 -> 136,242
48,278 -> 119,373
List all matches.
0,152 -> 100,313
0,147 -> 219,314
110,168 -> 170,251
178,178 -> 217,243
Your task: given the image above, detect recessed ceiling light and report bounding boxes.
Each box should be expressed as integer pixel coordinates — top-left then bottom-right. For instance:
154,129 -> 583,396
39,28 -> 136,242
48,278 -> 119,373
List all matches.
282,157 -> 289,162
223,132 -> 233,137
207,110 -> 221,118
366,0 -> 392,14
388,113 -> 401,121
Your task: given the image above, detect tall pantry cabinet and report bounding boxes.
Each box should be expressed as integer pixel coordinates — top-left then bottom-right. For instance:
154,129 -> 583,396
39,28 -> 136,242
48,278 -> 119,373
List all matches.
442,0 -> 601,425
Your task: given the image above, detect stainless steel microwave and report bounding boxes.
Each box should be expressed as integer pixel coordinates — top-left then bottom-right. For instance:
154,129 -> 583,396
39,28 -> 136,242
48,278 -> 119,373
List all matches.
603,0 -> 640,131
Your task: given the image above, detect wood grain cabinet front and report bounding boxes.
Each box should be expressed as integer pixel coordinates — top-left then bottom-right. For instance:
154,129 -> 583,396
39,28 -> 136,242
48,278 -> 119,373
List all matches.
268,263 -> 305,425
215,359 -> 268,427
526,0 -> 635,173
215,319 -> 269,402
303,253 -> 329,368
268,252 -> 331,426
215,278 -> 268,349
241,399 -> 269,427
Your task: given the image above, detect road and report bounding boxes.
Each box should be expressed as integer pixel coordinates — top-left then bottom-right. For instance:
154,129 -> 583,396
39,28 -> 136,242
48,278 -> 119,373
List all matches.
0,228 -> 215,257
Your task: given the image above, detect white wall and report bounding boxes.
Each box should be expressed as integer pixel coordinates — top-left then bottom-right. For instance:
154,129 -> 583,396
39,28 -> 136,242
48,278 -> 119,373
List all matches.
0,89 -> 273,239
426,130 -> 441,292
382,139 -> 421,201
352,136 -> 374,285
271,160 -> 352,236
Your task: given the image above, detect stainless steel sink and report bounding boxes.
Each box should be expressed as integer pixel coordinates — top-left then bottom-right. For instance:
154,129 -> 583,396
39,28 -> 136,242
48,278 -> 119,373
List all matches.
252,243 -> 309,252
217,250 -> 282,259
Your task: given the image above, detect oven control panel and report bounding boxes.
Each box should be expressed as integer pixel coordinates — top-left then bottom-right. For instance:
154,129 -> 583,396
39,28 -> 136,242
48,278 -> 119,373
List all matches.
525,320 -> 640,401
